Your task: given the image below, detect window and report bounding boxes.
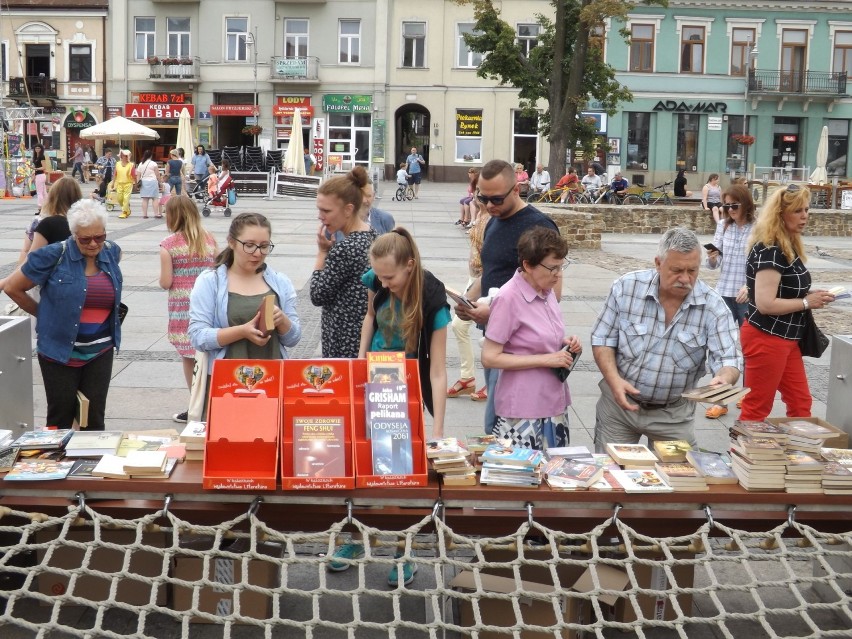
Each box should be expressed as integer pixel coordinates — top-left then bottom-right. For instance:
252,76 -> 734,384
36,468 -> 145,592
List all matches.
457,23 -> 482,68
69,45 -> 92,81
167,17 -> 190,58
455,109 -> 483,161
781,29 -> 807,91
731,28 -> 756,75
402,22 -> 426,68
226,17 -> 248,62
1,43 -> 6,81
680,26 -> 705,73
629,24 -> 654,72
339,19 -> 361,64
726,116 -> 750,173
285,19 -> 309,58
676,114 -> 700,171
834,31 -> 852,74
517,24 -> 539,58
626,113 -> 650,170
512,111 -> 538,172
327,112 -> 371,168
827,119 -> 849,177
134,17 -> 155,61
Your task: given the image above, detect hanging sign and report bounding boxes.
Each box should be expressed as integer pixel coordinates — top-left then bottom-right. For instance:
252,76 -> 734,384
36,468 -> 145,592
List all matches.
322,94 -> 372,113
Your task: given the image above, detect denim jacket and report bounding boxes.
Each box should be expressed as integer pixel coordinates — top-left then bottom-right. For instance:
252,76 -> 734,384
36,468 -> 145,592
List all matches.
188,264 -> 301,372
22,237 -> 123,364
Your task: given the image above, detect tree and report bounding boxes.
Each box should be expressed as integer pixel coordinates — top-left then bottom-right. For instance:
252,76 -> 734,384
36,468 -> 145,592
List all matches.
456,0 -> 666,178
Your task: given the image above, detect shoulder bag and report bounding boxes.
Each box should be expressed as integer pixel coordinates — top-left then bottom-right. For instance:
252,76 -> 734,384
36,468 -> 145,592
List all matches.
799,310 -> 829,358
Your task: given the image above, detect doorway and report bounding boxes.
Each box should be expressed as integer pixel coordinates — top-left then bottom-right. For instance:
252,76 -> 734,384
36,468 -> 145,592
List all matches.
394,105 -> 430,177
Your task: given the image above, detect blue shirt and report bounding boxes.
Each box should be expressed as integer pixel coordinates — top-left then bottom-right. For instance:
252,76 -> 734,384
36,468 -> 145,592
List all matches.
22,238 -> 123,364
406,153 -> 423,175
191,153 -> 211,175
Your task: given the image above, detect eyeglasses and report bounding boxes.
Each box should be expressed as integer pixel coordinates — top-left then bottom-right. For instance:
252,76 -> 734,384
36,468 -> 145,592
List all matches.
722,203 -> 741,211
76,234 -> 107,245
233,238 -> 274,255
537,262 -> 569,274
476,185 -> 515,206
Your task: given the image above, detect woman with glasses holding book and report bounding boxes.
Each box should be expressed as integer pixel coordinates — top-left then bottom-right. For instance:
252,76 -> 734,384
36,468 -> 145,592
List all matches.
5,199 -> 122,430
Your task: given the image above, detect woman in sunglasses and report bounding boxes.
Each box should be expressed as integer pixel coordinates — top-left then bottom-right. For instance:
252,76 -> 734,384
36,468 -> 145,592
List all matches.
703,184 -> 755,418
5,200 -> 123,430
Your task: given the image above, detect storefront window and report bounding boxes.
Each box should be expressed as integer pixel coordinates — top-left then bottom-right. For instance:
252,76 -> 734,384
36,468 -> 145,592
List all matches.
512,111 -> 538,174
456,109 -> 483,162
726,116 -> 750,174
772,117 -> 801,168
676,114 -> 699,171
827,119 -> 849,177
328,112 -> 371,168
626,112 -> 650,170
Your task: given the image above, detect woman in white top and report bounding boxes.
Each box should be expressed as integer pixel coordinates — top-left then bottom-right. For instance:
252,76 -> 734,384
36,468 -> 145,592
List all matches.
702,173 -> 723,223
137,149 -> 163,219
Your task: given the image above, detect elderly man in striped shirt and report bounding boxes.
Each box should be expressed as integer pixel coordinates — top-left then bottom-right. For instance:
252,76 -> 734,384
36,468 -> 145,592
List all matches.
590,228 -> 742,453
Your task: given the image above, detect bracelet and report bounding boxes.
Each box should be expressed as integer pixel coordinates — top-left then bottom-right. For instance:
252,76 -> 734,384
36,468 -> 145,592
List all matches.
802,297 -> 809,310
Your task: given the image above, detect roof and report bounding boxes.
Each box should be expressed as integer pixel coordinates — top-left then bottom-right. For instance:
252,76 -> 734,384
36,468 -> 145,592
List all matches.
3,0 -> 109,8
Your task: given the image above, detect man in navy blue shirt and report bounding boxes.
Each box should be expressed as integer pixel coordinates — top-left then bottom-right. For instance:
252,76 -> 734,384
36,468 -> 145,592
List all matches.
610,172 -> 629,200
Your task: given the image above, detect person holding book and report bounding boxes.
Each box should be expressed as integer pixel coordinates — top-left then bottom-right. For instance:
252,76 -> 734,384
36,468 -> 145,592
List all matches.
590,228 -> 741,453
4,199 -> 123,430
481,227 -> 580,449
159,195 -> 217,423
703,183 -> 755,419
310,167 -> 378,358
740,184 -> 835,422
188,213 -> 301,383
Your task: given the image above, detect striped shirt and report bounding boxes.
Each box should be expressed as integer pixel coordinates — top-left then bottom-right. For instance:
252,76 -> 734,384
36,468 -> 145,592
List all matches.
706,220 -> 752,297
746,243 -> 810,340
67,271 -> 115,366
591,269 -> 741,404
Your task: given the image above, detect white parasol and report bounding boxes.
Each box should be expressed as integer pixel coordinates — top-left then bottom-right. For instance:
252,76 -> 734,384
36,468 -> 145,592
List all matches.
282,108 -> 306,175
175,108 -> 194,163
809,125 -> 829,185
79,116 -> 160,143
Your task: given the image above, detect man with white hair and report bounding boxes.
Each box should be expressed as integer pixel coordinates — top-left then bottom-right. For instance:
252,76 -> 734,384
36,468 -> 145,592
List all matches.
590,228 -> 741,452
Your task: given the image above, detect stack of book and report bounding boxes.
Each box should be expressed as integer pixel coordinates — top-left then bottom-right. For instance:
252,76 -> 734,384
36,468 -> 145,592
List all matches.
10,429 -> 75,454
681,383 -> 750,406
776,420 -> 837,455
821,462 -> 852,495
545,446 -> 621,490
464,434 -> 499,470
654,461 -> 708,491
685,451 -> 739,485
427,438 -> 475,485
0,430 -> 15,448
543,457 -> 603,490
609,468 -> 673,493
479,443 -> 543,487
821,447 -> 852,467
605,443 -> 659,469
64,431 -> 123,458
180,421 -> 207,461
91,450 -> 177,480
783,451 -> 824,493
653,440 -> 692,463
729,420 -> 789,448
730,437 -> 787,491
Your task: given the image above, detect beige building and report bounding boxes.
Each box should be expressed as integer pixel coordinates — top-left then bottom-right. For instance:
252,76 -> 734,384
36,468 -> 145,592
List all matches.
0,0 -> 109,166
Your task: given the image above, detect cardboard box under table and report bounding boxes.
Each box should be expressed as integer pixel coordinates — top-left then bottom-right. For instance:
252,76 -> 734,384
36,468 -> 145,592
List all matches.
281,359 -> 355,489
351,357 -> 428,488
203,359 -> 282,490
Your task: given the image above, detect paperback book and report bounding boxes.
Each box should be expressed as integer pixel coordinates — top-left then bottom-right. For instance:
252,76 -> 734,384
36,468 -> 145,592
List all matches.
365,383 -> 409,438
75,391 -> 89,429
653,440 -> 692,463
821,448 -> 852,466
654,462 -> 708,491
293,416 -> 346,478
610,468 -> 674,493
255,293 -> 276,336
4,459 -> 75,481
67,458 -> 102,479
10,429 -> 74,451
481,443 -> 544,468
684,451 -> 739,484
0,446 -> 21,473
544,457 -> 603,489
123,450 -> 168,475
606,443 -> 659,467
366,351 -> 406,383
65,430 -> 124,457
369,418 -> 413,475
426,437 -> 467,459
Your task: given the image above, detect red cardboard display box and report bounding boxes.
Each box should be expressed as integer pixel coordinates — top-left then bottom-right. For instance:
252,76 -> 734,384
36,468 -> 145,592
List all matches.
203,359 -> 282,490
352,358 -> 428,488
281,359 -> 355,489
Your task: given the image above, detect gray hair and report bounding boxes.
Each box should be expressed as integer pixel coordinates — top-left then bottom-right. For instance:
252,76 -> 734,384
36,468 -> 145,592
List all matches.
657,227 -> 700,260
68,199 -> 109,234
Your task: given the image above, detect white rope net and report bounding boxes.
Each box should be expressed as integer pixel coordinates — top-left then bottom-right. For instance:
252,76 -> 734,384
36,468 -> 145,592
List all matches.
0,502 -> 850,638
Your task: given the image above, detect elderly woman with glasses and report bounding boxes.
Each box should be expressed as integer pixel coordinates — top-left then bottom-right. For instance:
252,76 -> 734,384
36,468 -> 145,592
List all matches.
480,227 -> 581,450
189,213 -> 301,373
740,184 -> 836,422
5,199 -> 122,430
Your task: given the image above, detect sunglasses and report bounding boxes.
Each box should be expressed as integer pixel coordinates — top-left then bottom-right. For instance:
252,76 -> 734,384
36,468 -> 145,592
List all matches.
722,203 -> 741,211
76,234 -> 107,245
476,185 -> 515,206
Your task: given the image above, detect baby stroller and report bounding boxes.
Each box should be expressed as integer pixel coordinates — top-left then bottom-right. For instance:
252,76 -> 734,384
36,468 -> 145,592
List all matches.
187,174 -> 210,202
201,173 -> 236,217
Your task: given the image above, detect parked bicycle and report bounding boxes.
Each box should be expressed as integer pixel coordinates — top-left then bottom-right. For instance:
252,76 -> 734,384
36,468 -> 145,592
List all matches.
394,183 -> 415,201
527,187 -> 593,205
595,187 -> 645,205
637,181 -> 675,205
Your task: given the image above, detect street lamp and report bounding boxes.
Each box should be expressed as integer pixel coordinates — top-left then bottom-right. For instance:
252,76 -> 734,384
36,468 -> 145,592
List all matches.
246,27 -> 259,145
742,42 -> 759,177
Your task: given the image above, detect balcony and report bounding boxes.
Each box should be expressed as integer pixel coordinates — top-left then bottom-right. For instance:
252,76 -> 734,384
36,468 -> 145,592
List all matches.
7,76 -> 58,101
748,69 -> 847,111
147,56 -> 200,82
269,56 -> 320,83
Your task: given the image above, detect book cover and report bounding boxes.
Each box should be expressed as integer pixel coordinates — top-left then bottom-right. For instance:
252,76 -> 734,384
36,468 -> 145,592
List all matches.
67,458 -> 102,479
369,418 -> 413,475
684,451 -> 739,484
0,447 -> 21,473
366,352 -> 406,383
821,448 -> 852,466
655,462 -> 702,479
179,421 -> 207,444
732,420 -> 788,441
426,437 -> 466,458
255,293 -> 276,336
653,440 -> 692,463
480,467 -> 541,486
610,468 -> 674,493
123,450 -> 167,474
129,458 -> 178,479
65,430 -> 124,457
75,391 -> 89,429
91,454 -> 129,479
776,420 -> 835,439
365,383 -> 409,439
445,286 -> 475,309
441,472 -> 478,486
0,430 -> 14,448
464,434 -> 498,452
681,383 -> 733,400
11,429 -> 74,451
293,416 -> 346,478
605,443 -> 658,465
544,458 -> 603,488
4,459 -> 75,481
481,443 -> 544,468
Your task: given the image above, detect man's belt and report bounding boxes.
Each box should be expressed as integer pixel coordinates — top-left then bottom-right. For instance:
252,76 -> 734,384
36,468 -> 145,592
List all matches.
631,397 -> 685,411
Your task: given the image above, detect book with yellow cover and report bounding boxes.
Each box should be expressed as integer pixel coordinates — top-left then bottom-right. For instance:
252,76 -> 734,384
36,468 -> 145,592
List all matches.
366,351 -> 406,383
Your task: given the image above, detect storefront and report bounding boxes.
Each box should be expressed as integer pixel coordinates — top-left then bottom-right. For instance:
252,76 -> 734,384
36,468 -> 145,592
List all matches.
63,108 -> 97,164
322,94 -> 372,170
124,92 -> 194,161
274,95 -> 314,157
210,95 -> 257,148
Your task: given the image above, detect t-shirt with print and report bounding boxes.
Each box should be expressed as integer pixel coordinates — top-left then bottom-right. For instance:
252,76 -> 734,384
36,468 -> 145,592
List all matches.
746,242 -> 811,340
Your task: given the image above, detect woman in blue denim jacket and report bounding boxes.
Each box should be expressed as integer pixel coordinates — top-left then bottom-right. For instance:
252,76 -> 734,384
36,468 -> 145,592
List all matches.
5,200 -> 122,430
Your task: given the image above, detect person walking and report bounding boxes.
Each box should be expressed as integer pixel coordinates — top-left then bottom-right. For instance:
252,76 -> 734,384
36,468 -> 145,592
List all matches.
191,145 -> 212,187
110,149 -> 135,219
136,149 -> 163,219
166,149 -> 184,196
405,146 -> 425,198
71,143 -> 86,183
32,144 -> 48,214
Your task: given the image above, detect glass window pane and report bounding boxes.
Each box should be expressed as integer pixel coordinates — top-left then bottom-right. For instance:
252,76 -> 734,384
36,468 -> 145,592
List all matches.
329,114 -> 351,127
341,21 -> 359,34
227,18 -> 247,33
783,30 -> 807,45
837,31 -> 852,45
136,17 -> 154,31
168,17 -> 189,31
404,22 -> 425,36
633,25 -> 653,39
513,111 -> 537,135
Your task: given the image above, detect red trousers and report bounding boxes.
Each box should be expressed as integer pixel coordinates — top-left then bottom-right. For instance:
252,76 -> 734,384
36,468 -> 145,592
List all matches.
739,320 -> 812,421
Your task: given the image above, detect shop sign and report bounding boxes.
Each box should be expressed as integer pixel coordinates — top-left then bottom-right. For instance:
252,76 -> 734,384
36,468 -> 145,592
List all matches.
653,100 -> 728,113
199,111 -> 212,122
210,104 -> 259,116
707,116 -> 723,131
313,137 -> 324,171
580,111 -> 607,135
456,110 -> 482,137
64,109 -> 96,129
372,119 -> 385,163
107,106 -> 122,119
275,58 -> 308,77
134,92 -> 191,104
782,135 -> 797,142
273,96 -> 314,118
322,94 -> 372,113
313,117 -> 326,140
124,104 -> 195,119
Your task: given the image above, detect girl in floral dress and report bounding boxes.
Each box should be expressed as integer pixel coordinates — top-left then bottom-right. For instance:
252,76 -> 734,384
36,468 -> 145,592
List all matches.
159,195 -> 217,422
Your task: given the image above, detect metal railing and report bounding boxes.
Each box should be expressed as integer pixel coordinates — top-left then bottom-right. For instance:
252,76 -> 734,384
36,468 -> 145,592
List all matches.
147,56 -> 201,80
7,76 -> 58,99
269,56 -> 320,82
748,69 -> 847,95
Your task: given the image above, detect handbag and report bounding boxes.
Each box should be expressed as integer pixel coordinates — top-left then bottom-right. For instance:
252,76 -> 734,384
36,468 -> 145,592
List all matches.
228,188 -> 237,206
799,310 -> 829,358
118,302 -> 128,324
187,350 -> 209,422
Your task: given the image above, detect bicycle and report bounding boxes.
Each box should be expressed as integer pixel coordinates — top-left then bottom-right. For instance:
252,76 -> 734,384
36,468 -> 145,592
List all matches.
638,181 -> 674,205
526,186 -> 593,205
595,187 -> 645,205
394,183 -> 415,201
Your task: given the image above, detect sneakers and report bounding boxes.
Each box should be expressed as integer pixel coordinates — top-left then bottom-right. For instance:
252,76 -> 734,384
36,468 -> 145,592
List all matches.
705,405 -> 728,419
327,543 -> 365,572
388,553 -> 417,586
172,411 -> 188,423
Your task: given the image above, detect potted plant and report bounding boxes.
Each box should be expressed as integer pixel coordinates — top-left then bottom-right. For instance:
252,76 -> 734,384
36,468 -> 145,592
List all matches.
733,134 -> 756,146
242,125 -> 263,136
147,56 -> 160,65
179,57 -> 192,66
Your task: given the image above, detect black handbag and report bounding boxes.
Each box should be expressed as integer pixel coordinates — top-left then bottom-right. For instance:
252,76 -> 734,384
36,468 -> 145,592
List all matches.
118,303 -> 128,325
799,310 -> 829,358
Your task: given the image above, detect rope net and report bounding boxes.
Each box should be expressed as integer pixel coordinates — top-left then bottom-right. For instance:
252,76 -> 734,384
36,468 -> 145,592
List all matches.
0,503 -> 850,638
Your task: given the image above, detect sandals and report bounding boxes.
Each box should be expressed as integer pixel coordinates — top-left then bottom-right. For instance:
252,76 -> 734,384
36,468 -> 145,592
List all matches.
470,386 -> 488,402
705,405 -> 728,419
447,377 -> 476,398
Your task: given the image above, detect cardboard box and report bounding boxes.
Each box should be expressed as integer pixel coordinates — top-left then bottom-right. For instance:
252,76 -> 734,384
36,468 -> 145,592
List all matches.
172,556 -> 276,623
766,416 -> 848,450
35,529 -> 167,606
